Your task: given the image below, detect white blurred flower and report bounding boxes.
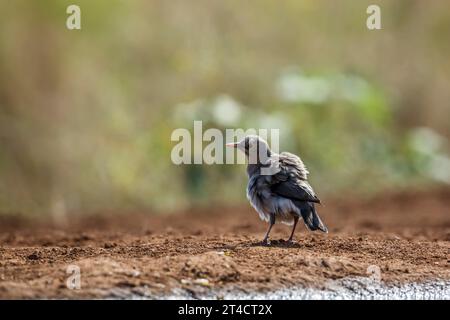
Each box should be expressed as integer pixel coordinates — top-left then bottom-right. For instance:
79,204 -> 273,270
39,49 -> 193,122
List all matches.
427,155 -> 450,184
276,71 -> 331,104
409,127 -> 446,155
212,94 -> 242,126
409,127 -> 450,184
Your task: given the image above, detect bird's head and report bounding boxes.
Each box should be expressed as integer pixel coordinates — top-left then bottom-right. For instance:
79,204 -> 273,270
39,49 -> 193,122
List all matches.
226,135 -> 271,162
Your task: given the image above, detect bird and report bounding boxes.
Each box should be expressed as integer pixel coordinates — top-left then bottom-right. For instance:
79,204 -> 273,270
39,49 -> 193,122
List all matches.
226,135 -> 328,245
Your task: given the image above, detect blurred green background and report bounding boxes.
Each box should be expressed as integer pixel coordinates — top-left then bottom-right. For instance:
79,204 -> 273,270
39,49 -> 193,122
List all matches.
0,0 -> 449,220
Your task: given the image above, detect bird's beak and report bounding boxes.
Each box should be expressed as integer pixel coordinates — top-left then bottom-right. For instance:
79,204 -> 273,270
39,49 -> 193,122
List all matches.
226,142 -> 238,148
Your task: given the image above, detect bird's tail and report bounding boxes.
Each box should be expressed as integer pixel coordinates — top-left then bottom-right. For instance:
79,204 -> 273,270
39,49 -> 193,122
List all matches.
300,203 -> 328,233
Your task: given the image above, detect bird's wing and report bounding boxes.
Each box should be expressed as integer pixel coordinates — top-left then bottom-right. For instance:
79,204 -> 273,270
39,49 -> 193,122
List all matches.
278,152 -> 309,180
266,152 -> 321,204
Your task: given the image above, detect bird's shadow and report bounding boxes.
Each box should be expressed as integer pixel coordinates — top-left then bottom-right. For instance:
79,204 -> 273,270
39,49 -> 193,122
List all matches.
214,239 -> 302,250
249,239 -> 303,248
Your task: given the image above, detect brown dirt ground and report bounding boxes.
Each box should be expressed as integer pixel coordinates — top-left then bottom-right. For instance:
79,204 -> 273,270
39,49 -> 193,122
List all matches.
0,189 -> 449,299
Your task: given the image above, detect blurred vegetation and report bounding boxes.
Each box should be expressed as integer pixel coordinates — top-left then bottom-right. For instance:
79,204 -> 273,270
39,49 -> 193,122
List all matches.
0,0 -> 449,219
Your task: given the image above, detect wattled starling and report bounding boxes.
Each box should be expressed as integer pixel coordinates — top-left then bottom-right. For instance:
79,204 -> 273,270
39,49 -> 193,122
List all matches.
227,135 -> 328,244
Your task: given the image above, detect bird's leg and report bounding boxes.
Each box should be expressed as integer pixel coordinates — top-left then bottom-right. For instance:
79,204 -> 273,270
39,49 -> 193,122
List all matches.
287,216 -> 299,243
262,224 -> 273,245
262,213 -> 275,245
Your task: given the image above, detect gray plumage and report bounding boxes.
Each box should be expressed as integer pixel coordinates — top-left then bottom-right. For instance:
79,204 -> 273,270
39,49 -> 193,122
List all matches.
227,135 -> 328,244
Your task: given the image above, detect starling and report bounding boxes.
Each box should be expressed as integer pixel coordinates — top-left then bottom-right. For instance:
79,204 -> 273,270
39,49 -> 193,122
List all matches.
227,135 -> 328,244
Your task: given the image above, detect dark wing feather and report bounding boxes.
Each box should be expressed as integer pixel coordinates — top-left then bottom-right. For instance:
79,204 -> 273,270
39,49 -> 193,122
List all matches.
271,180 -> 321,203
267,152 -> 321,204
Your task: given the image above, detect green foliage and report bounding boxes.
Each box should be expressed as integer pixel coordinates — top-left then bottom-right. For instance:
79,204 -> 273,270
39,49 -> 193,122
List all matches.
0,1 -> 449,216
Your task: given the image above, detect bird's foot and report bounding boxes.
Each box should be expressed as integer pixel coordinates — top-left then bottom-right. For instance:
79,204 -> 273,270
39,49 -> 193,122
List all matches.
261,238 -> 271,246
286,238 -> 294,245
